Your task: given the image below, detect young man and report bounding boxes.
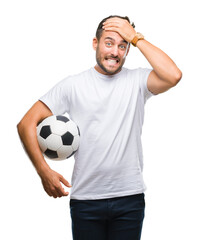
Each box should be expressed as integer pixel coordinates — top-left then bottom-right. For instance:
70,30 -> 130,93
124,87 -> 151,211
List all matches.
17,15 -> 182,240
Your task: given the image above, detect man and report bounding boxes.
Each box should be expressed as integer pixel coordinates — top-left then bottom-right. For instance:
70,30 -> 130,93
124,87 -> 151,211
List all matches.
17,15 -> 182,240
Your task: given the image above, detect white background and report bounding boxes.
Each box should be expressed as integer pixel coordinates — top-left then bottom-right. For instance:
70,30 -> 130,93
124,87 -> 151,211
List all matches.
1,0 -> 199,239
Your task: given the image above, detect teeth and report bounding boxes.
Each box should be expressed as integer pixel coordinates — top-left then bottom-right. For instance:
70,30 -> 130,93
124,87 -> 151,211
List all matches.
108,59 -> 117,63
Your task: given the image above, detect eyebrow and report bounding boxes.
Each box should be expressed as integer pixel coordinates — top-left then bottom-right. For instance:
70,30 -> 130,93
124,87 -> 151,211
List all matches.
104,37 -> 128,44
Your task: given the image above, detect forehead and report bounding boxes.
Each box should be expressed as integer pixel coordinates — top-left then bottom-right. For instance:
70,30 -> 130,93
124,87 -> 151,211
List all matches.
100,31 -> 126,43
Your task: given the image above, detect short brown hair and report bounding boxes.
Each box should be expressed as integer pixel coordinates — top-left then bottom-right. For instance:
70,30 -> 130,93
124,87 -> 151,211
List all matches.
96,15 -> 135,41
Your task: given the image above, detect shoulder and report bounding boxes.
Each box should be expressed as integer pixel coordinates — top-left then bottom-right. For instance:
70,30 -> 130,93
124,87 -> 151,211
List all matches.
124,67 -> 154,100
124,67 -> 152,87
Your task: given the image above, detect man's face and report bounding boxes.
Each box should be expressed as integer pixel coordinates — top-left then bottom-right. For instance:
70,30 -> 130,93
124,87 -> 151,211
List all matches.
93,30 -> 129,75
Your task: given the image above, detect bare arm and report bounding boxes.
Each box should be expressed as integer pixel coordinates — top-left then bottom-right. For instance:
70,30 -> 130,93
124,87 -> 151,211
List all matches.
17,101 -> 72,198
103,18 -> 182,95
136,40 -> 182,95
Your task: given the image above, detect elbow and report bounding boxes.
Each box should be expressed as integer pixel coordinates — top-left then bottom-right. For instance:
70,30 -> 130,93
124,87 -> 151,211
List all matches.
17,118 -> 37,137
173,69 -> 182,86
169,69 -> 182,87
17,119 -> 28,137
17,120 -> 24,137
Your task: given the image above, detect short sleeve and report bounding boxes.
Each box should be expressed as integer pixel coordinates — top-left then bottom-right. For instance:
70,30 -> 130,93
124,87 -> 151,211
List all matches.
39,76 -> 72,115
139,67 -> 154,102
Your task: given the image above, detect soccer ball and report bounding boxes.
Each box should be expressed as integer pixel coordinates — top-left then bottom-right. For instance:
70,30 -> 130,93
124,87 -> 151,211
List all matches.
37,115 -> 80,160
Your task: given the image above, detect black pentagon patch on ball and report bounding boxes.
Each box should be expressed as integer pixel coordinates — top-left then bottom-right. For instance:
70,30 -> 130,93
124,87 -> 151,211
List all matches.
40,125 -> 51,139
44,149 -> 58,159
61,132 -> 74,145
56,115 -> 69,123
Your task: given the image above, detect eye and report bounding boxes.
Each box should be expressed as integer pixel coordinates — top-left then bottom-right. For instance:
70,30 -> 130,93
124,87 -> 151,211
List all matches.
105,42 -> 112,47
119,45 -> 126,50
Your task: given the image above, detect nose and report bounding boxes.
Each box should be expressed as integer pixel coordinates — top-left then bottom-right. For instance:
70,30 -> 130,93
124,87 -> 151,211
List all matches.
111,45 -> 119,56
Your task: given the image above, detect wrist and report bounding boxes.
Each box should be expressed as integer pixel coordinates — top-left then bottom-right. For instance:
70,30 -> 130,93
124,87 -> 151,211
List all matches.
136,38 -> 146,48
131,32 -> 144,47
36,160 -> 51,178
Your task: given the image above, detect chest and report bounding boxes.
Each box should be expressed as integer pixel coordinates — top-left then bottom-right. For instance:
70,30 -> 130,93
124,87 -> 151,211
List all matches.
71,76 -> 139,114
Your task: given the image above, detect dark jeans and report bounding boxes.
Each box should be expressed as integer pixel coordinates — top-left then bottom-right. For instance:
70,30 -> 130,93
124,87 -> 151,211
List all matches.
69,193 -> 145,240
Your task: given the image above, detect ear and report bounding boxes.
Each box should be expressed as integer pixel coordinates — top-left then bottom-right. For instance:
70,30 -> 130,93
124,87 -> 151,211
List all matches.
93,37 -> 98,50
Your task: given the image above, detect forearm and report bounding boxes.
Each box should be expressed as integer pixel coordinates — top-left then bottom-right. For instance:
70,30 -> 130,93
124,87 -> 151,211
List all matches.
136,39 -> 182,83
17,121 -> 50,177
17,101 -> 71,198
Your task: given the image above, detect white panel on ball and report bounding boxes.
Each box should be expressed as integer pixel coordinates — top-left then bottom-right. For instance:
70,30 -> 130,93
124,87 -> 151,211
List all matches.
72,135 -> 80,151
46,134 -> 62,151
57,145 -> 74,159
37,136 -> 48,152
50,120 -> 68,136
40,115 -> 55,125
66,121 -> 79,136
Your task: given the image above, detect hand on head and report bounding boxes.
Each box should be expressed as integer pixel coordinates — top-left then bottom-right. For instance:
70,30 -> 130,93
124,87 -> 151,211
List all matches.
102,17 -> 136,43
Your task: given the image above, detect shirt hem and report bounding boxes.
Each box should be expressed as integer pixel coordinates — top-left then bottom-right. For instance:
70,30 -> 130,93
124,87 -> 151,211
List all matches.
70,188 -> 146,200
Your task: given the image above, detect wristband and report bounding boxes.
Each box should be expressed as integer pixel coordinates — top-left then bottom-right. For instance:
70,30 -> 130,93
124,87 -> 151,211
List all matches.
131,32 -> 144,47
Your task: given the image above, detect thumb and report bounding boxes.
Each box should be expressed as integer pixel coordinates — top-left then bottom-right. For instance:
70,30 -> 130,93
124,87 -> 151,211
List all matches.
60,175 -> 72,188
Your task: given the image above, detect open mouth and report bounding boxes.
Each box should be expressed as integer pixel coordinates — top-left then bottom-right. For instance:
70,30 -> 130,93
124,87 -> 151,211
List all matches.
105,57 -> 120,65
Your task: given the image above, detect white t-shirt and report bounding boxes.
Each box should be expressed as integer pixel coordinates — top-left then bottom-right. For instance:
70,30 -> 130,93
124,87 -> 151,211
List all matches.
39,67 -> 154,200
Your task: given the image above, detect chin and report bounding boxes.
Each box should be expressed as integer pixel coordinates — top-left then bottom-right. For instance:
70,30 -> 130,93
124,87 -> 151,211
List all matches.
97,62 -> 123,75
107,69 -> 121,75
104,66 -> 123,75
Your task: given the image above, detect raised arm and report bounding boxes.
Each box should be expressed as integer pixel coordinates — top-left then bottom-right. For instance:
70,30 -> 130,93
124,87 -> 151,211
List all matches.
103,17 -> 182,95
17,100 -> 72,198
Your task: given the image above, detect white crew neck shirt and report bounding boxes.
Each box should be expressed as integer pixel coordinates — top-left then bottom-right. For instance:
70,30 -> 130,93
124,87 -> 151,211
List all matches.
40,67 -> 154,200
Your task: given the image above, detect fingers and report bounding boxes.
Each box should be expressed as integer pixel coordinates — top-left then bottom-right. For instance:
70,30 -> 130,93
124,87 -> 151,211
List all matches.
103,18 -> 127,29
56,174 -> 71,198
45,183 -> 70,199
60,175 -> 72,188
102,18 -> 136,42
41,171 -> 72,199
102,21 -> 121,31
54,185 -> 69,198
